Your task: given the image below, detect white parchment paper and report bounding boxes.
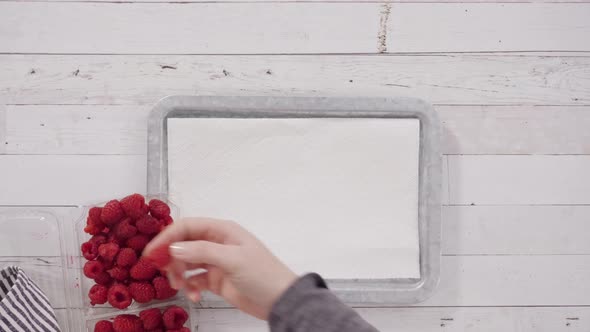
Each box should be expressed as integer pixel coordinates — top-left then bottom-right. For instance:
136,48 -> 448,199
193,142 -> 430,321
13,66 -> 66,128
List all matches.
168,118 -> 420,279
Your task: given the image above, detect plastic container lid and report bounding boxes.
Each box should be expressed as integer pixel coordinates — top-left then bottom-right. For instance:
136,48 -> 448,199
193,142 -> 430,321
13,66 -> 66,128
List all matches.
0,208 -> 73,330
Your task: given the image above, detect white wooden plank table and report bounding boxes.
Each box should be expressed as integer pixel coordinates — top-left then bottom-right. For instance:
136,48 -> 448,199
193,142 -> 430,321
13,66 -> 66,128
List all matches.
1,1 -> 589,331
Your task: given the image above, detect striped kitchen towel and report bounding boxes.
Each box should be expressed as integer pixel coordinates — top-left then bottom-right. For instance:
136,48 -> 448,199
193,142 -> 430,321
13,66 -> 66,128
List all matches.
0,266 -> 61,332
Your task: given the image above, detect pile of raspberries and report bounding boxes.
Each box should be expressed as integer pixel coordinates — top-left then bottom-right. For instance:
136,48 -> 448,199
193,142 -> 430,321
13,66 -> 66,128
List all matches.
81,193 -> 177,309
93,305 -> 189,332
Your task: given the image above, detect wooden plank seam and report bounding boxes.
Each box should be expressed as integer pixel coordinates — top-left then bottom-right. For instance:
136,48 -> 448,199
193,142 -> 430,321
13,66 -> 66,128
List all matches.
378,2 -> 392,53
0,105 -> 7,154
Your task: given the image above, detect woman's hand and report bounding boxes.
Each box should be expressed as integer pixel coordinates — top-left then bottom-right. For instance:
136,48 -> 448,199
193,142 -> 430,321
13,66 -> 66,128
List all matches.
143,217 -> 297,320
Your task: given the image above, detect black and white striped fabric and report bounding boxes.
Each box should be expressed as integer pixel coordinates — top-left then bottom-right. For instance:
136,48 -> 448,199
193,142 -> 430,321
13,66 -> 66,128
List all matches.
0,266 -> 61,332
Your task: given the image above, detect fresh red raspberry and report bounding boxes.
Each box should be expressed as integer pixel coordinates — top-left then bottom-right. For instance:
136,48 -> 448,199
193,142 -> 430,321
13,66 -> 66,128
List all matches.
160,215 -> 173,226
88,284 -> 108,305
148,199 -> 171,219
152,276 -> 178,300
145,329 -> 163,332
89,206 -> 103,222
107,266 -> 129,281
94,320 -> 114,332
83,260 -> 105,279
114,218 -> 138,241
116,248 -> 138,268
129,282 -> 155,303
81,241 -> 98,260
162,306 -> 188,330
90,234 -> 108,246
136,215 -> 160,235
83,224 -> 102,236
101,200 -> 125,225
113,314 -> 143,332
106,232 -> 121,246
99,257 -> 115,270
120,193 -> 147,219
167,328 -> 190,332
130,258 -> 158,281
107,284 -> 132,309
84,209 -> 106,235
139,308 -> 162,330
98,242 -> 120,261
94,271 -> 112,286
126,234 -> 150,253
84,216 -> 106,235
145,244 -> 171,269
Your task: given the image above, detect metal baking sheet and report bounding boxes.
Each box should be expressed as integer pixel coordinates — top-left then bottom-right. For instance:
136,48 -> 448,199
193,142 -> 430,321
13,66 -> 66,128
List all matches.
147,96 -> 441,305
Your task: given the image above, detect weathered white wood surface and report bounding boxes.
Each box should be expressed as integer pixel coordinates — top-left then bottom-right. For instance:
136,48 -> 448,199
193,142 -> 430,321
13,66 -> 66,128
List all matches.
2,54 -> 589,106
20,0 -> 590,3
3,205 -> 589,257
448,155 -> 590,205
439,106 -> 590,155
3,105 -> 590,155
53,307 -> 590,332
5,255 -> 589,309
0,155 -> 146,205
2,105 -> 149,155
1,0 -> 589,330
3,154 -> 590,206
442,205 -> 590,255
193,307 -> 590,332
387,3 -> 590,52
1,3 -> 589,53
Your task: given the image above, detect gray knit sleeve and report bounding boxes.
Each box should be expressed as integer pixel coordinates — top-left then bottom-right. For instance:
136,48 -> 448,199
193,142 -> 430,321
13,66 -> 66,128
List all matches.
268,273 -> 379,332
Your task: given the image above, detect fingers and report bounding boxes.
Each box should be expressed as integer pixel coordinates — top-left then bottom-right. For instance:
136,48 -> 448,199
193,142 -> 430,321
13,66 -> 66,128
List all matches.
184,268 -> 218,303
169,240 -> 239,272
166,259 -> 187,290
184,269 -> 267,319
186,271 -> 210,294
144,217 -> 243,257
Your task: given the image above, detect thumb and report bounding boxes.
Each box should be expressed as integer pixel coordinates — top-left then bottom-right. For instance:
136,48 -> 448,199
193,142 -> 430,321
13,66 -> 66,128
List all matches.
169,240 -> 238,271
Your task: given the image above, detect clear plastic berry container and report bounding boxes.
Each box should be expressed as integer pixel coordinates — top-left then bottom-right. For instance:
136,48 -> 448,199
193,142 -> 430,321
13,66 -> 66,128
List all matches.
0,194 -> 197,331
74,195 -> 185,315
85,302 -> 194,331
69,193 -> 200,331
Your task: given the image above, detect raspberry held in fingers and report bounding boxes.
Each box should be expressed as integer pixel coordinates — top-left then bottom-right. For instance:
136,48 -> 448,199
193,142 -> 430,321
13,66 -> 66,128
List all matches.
145,244 -> 172,269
